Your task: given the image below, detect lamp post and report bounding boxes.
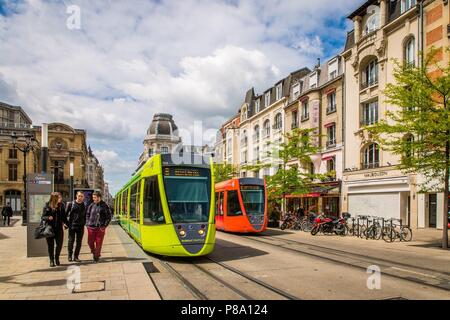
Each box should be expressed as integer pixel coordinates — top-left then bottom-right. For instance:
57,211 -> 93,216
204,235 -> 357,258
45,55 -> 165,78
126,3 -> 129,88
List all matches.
11,133 -> 36,226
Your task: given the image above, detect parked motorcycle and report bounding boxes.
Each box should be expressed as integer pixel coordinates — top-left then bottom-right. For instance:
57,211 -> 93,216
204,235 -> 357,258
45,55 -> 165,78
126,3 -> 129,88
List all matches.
311,214 -> 347,236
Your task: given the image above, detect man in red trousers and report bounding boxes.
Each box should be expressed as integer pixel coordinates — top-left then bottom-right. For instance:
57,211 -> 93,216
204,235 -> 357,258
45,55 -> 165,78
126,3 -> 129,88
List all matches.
86,191 -> 112,263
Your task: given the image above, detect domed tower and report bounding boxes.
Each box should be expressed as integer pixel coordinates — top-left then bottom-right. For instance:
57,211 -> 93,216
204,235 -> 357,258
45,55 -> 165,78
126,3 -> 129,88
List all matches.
138,113 -> 182,166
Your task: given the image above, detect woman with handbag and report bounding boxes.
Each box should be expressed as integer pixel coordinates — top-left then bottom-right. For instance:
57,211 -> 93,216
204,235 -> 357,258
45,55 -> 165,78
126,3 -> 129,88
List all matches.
42,192 -> 68,267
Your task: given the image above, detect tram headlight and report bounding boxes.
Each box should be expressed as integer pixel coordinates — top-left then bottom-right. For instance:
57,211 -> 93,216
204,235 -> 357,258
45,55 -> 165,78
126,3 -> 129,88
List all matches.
198,229 -> 205,236
179,230 -> 186,237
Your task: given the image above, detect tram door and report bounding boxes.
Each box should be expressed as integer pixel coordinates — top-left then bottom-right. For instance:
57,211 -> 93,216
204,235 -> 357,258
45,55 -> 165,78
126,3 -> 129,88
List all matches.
215,192 -> 224,230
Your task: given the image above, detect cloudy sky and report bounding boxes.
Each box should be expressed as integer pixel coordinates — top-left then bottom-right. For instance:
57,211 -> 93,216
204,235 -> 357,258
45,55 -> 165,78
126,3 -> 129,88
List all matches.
0,0 -> 360,194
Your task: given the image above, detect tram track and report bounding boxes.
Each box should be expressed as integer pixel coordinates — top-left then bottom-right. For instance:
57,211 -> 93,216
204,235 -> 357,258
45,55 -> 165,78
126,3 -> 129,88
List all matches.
237,234 -> 450,292
157,257 -> 301,300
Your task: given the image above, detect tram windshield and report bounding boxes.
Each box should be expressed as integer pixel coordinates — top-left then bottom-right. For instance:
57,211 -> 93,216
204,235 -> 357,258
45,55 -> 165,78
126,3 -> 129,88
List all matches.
163,167 -> 211,223
240,185 -> 265,216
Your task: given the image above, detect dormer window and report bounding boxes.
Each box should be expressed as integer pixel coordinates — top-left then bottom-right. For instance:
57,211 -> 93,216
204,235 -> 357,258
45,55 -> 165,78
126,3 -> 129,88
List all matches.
328,58 -> 339,81
276,83 -> 283,101
309,72 -> 318,89
265,92 -> 271,107
255,99 -> 260,113
401,0 -> 416,14
363,5 -> 380,35
292,83 -> 301,99
241,106 -> 248,122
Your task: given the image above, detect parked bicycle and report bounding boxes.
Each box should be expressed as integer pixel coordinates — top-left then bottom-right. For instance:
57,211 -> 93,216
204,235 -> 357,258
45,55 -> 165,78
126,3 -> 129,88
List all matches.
382,218 -> 412,243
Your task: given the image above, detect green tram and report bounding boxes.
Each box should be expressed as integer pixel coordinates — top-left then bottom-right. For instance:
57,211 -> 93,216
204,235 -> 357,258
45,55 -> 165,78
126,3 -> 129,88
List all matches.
114,153 -> 215,256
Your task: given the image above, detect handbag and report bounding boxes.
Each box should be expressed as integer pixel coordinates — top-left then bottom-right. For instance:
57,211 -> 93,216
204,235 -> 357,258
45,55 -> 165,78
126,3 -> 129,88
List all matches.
34,220 -> 55,239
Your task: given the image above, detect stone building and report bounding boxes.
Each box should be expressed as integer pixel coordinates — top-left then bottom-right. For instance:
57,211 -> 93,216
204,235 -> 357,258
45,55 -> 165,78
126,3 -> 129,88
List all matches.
33,123 -> 89,201
138,113 -> 182,168
0,102 -> 34,213
284,56 -> 344,217
86,146 -> 105,193
341,0 -> 449,229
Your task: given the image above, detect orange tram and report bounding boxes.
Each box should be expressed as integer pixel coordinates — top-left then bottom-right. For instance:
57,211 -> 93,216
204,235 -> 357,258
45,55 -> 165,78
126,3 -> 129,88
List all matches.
214,178 -> 268,233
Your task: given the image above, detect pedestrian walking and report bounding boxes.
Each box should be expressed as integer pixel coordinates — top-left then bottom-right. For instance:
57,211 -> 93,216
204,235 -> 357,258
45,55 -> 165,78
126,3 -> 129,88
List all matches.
66,191 -> 86,263
42,192 -> 68,267
1,202 -> 13,226
86,191 -> 112,263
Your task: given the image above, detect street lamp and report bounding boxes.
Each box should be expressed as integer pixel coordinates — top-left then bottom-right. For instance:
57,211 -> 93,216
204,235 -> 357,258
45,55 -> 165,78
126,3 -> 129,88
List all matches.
11,132 -> 37,226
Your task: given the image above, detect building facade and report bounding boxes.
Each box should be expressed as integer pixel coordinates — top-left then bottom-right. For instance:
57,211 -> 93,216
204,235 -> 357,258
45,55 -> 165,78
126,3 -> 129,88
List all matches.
341,0 -> 449,229
284,57 -> 345,217
34,123 -> 90,202
0,102 -> 34,214
86,146 -> 105,193
138,113 -> 182,168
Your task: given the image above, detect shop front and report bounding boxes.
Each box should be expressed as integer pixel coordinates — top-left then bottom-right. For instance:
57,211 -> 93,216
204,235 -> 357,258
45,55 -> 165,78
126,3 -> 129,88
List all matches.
286,181 -> 341,217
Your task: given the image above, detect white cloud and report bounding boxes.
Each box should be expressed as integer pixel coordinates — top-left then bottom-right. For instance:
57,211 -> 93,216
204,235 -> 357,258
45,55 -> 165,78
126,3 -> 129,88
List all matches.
0,0 -> 361,193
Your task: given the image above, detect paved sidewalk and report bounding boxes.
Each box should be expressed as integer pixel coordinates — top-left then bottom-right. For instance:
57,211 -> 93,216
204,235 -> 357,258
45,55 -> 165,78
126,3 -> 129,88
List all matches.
0,218 -> 160,300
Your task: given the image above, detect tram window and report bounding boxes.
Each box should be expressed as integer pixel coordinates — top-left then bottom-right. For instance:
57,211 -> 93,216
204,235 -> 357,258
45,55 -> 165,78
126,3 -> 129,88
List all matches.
129,183 -> 139,222
122,190 -> 128,217
215,193 -> 219,215
227,190 -> 242,216
143,176 -> 165,225
219,192 -> 224,216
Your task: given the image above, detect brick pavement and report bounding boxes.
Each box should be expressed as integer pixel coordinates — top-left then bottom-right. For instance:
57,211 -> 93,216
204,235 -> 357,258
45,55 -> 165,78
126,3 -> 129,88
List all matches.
0,218 -> 160,300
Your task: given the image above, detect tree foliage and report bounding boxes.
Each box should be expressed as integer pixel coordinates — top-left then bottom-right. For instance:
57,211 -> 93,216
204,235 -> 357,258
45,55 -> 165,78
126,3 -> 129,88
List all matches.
213,163 -> 238,183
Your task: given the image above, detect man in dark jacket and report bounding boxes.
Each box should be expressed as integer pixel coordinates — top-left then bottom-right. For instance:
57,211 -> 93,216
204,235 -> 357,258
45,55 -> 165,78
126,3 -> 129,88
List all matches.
66,191 -> 86,262
86,191 -> 112,263
1,202 -> 13,226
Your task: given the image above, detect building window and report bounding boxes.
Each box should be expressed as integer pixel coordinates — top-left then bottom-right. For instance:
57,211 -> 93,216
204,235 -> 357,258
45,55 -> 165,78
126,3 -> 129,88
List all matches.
405,37 -> 415,66
148,148 -> 154,157
253,125 -> 260,142
292,83 -> 301,100
401,0 -> 416,14
253,146 -> 260,161
309,162 -> 315,175
54,160 -> 65,184
309,72 -> 317,88
326,124 -> 336,148
273,113 -> 282,131
404,134 -> 415,161
9,149 -> 17,159
276,83 -> 283,101
241,106 -> 248,122
143,176 -> 165,225
361,59 -> 378,89
327,92 -> 336,113
241,150 -> 247,164
241,130 -> 248,147
263,120 -> 270,138
255,99 -> 260,113
361,101 -> 379,126
226,138 -> 232,157
161,146 -> 169,154
291,110 -> 298,129
265,92 -> 271,107
364,11 -> 380,35
363,143 -> 380,169
301,100 -> 309,121
8,164 -> 18,181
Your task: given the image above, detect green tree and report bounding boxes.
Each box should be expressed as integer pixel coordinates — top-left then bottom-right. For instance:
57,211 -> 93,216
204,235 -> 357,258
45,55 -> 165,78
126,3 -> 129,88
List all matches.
213,163 -> 238,183
367,48 -> 450,249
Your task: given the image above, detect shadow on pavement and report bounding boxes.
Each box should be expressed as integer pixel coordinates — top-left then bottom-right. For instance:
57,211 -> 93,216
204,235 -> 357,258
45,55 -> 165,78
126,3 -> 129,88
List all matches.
0,218 -> 20,228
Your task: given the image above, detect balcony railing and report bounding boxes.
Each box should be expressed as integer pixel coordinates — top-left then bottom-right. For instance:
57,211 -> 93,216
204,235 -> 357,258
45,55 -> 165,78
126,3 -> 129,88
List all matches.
361,162 -> 380,170
360,78 -> 378,90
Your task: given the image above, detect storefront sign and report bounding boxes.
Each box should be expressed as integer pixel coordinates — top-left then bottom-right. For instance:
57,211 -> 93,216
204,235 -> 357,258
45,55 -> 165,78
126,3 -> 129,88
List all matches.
364,171 -> 388,178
